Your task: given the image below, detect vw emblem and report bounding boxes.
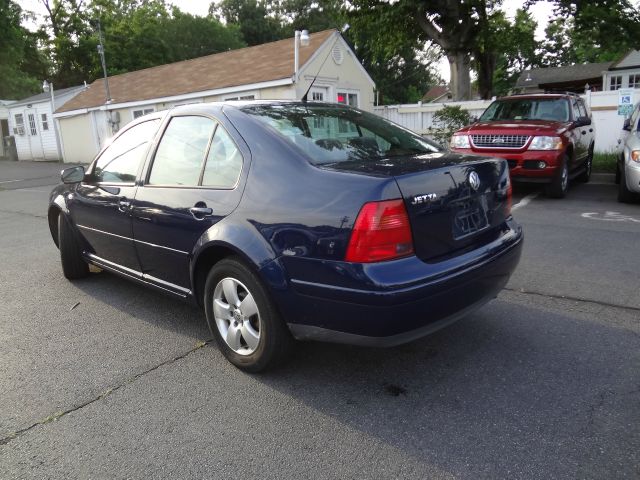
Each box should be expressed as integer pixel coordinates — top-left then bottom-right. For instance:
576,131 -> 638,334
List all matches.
468,171 -> 480,190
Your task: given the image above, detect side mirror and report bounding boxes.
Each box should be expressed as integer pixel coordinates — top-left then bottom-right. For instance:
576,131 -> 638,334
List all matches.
623,118 -> 631,131
61,166 -> 85,184
577,116 -> 591,127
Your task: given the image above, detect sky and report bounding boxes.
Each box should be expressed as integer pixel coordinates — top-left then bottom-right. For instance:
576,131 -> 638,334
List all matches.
20,0 -> 555,81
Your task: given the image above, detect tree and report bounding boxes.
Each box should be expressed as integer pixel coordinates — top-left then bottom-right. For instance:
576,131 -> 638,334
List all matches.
481,9 -> 540,97
347,0 -> 500,101
539,0 -> 640,65
211,0 -> 283,46
0,0 -> 48,98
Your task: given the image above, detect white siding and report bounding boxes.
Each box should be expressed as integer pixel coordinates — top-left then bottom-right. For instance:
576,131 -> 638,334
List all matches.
615,50 -> 640,69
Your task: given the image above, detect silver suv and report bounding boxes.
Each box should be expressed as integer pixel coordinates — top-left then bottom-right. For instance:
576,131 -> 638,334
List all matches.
617,101 -> 640,203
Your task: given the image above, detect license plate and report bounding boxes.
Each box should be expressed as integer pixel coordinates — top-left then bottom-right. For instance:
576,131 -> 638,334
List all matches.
452,198 -> 489,239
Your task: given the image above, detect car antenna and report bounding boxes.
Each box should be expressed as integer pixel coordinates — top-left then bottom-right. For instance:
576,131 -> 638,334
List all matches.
301,29 -> 346,103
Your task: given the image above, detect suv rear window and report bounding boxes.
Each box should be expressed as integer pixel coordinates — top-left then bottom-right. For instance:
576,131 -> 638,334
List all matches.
241,104 -> 441,165
480,98 -> 570,122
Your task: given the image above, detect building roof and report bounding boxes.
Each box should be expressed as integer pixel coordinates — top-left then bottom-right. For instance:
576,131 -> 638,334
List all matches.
58,29 -> 336,114
421,85 -> 450,102
10,85 -> 87,108
515,62 -> 613,88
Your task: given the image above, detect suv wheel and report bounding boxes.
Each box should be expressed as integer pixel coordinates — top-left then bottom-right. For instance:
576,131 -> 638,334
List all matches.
618,167 -> 638,203
204,257 -> 293,372
579,146 -> 593,183
547,155 -> 569,198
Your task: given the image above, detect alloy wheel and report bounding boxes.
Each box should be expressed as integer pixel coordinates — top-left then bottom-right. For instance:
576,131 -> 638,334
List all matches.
213,277 -> 261,355
561,163 -> 568,192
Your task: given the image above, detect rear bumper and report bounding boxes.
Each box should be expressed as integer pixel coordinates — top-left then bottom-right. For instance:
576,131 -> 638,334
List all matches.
452,148 -> 563,183
271,220 -> 523,346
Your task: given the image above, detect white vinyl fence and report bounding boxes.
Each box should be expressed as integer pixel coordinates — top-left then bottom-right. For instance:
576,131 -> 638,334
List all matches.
373,89 -> 640,153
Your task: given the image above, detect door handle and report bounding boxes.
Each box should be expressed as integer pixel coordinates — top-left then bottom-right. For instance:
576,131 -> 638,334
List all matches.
118,198 -> 131,212
189,206 -> 213,219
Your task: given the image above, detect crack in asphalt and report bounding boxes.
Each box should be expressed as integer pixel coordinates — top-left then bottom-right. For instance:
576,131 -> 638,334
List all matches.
504,287 -> 640,314
0,209 -> 47,219
0,340 -> 213,447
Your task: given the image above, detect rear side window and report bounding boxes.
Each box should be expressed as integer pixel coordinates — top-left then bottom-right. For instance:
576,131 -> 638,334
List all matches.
149,116 -> 216,186
242,104 -> 440,166
202,126 -> 243,188
94,119 -> 159,184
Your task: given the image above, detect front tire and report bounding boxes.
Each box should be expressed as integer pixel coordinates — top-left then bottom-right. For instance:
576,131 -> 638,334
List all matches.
579,146 -> 593,183
204,257 -> 293,372
618,166 -> 638,203
547,155 -> 569,198
57,213 -> 89,280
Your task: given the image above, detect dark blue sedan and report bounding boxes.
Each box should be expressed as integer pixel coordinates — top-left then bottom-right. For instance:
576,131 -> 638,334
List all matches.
48,101 -> 522,372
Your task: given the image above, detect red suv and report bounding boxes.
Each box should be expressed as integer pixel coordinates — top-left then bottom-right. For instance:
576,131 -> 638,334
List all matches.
450,93 -> 595,197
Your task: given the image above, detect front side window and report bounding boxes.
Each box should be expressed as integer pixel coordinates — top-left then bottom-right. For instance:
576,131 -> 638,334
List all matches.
610,75 -> 622,90
149,116 -> 216,186
201,126 -> 243,188
242,104 -> 441,166
480,98 -> 570,122
94,119 -> 160,184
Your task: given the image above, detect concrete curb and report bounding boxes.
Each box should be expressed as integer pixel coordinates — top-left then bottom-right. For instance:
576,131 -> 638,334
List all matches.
591,172 -> 615,183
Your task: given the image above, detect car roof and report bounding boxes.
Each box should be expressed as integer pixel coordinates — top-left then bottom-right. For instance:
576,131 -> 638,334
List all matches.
496,94 -> 575,101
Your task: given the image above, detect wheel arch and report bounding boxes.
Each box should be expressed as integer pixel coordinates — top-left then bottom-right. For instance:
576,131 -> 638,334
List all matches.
190,224 -> 280,308
47,195 -> 69,248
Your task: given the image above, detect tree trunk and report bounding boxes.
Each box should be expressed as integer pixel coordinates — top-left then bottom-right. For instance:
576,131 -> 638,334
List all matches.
476,51 -> 496,100
448,52 -> 472,101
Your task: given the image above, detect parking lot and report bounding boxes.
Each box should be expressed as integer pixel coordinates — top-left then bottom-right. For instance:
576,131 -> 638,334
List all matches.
1,160 -> 638,479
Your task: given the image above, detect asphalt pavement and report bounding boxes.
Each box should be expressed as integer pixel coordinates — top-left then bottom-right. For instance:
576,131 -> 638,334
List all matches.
1,161 -> 638,479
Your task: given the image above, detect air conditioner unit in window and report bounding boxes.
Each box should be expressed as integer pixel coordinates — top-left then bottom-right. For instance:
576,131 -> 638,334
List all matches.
13,126 -> 25,135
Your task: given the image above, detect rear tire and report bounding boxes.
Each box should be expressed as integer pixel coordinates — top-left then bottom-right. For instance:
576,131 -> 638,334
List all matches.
618,167 -> 638,203
204,257 -> 293,372
57,213 -> 89,280
579,146 -> 593,183
547,155 -> 569,198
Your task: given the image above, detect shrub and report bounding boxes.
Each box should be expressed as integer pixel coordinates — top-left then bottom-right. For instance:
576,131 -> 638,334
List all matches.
431,105 -> 471,148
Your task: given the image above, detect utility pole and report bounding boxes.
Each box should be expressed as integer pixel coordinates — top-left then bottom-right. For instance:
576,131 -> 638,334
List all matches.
95,19 -> 112,104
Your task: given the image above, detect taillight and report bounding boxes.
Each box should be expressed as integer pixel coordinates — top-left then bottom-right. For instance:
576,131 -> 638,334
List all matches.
345,199 -> 414,263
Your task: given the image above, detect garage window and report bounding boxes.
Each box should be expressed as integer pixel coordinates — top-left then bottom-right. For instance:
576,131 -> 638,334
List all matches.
132,108 -> 155,119
630,74 -> 640,89
609,76 -> 622,90
41,114 -> 49,131
337,92 -> 359,107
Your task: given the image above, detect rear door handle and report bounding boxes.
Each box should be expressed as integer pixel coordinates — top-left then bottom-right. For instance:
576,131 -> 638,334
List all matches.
189,206 -> 213,219
118,198 -> 131,212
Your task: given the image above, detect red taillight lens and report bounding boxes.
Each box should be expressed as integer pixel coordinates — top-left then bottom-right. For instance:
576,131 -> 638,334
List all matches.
345,199 -> 414,263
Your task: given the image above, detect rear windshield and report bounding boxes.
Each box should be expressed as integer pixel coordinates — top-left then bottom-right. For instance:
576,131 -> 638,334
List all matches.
241,104 -> 441,165
480,98 -> 570,122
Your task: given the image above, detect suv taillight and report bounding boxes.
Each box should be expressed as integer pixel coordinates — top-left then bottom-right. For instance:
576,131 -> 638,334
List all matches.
345,199 -> 414,263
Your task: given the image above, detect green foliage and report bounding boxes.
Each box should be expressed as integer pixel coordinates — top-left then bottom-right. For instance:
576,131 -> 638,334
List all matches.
490,9 -> 541,96
212,0 -> 284,46
0,0 -> 48,98
431,105 -> 471,147
540,0 -> 640,66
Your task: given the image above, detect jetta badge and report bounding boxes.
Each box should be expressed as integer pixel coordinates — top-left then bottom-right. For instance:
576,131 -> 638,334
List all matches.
469,171 -> 481,190
411,193 -> 438,205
